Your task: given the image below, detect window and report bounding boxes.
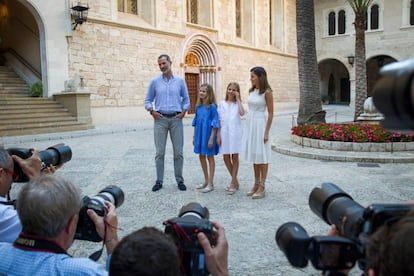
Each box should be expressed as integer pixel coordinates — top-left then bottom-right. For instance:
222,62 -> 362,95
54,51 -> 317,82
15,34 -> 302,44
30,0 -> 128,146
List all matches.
234,0 -> 253,43
365,2 -> 382,31
410,0 -> 414,25
236,0 -> 241,37
328,12 -> 335,35
187,0 -> 212,27
370,4 -> 379,30
188,0 -> 198,24
269,0 -> 284,48
338,10 -> 346,34
118,0 -> 137,15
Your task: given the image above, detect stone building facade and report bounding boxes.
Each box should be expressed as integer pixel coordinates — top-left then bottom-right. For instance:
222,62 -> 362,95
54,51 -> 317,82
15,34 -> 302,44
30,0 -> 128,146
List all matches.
1,0 -> 299,124
314,0 -> 414,106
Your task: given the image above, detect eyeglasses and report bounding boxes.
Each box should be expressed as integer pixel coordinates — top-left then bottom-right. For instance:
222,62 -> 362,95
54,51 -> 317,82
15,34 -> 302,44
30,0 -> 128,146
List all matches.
1,167 -> 19,180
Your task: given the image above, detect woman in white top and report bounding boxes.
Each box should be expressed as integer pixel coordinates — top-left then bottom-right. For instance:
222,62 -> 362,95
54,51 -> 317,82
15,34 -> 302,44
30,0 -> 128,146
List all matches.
240,67 -> 274,199
217,82 -> 245,195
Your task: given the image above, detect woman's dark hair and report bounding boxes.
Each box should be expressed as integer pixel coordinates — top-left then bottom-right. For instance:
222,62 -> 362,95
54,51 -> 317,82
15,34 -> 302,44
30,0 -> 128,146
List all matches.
249,66 -> 272,94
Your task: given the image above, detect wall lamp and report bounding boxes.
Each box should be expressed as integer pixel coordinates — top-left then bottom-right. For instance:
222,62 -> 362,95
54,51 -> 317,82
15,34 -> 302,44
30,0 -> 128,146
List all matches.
71,2 -> 89,30
347,55 -> 355,67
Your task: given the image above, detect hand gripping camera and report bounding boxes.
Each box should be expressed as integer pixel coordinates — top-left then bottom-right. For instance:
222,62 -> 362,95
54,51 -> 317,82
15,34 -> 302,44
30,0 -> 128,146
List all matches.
75,185 -> 125,242
164,202 -> 214,276
7,143 -> 72,182
276,183 -> 413,272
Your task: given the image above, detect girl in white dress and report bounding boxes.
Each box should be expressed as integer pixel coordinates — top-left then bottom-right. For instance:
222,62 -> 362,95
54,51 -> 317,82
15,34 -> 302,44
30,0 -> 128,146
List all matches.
217,82 -> 245,195
241,67 -> 274,199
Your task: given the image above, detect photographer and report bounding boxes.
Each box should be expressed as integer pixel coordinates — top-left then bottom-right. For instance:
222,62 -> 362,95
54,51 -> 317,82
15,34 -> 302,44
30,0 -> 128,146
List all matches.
109,221 -> 229,276
0,145 -> 41,243
0,174 -> 119,275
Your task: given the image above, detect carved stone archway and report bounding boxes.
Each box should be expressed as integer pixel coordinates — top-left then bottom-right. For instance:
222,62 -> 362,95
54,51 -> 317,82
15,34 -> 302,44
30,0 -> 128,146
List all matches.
181,34 -> 219,114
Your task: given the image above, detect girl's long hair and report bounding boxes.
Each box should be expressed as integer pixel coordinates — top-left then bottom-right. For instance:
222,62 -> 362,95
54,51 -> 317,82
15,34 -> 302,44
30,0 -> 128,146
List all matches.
249,66 -> 272,95
196,83 -> 217,108
225,82 -> 241,101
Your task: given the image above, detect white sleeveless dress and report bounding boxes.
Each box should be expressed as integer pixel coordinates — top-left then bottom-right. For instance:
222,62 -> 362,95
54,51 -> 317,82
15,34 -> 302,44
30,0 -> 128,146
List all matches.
241,89 -> 271,164
218,101 -> 243,154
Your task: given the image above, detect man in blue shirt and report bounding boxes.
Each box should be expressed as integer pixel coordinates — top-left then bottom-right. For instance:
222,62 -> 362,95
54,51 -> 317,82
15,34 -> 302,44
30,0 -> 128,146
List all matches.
0,174 -> 119,275
145,54 -> 190,192
0,146 -> 41,243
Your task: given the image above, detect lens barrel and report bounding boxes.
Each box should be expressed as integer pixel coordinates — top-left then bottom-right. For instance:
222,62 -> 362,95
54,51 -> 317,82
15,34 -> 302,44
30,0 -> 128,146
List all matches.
309,183 -> 364,238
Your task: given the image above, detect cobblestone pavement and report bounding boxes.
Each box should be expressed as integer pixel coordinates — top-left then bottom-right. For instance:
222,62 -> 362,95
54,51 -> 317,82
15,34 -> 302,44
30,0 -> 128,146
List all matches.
2,105 -> 414,275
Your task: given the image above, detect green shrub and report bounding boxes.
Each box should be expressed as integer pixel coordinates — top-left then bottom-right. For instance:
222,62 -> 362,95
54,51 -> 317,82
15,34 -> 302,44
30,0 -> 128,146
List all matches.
30,82 -> 43,97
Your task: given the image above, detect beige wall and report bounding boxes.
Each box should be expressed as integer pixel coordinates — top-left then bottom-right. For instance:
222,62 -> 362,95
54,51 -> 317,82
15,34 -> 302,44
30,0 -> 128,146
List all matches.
66,0 -> 299,123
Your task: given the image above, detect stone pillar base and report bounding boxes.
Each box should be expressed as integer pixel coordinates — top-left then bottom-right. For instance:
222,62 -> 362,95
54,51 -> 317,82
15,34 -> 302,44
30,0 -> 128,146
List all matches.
54,92 -> 92,124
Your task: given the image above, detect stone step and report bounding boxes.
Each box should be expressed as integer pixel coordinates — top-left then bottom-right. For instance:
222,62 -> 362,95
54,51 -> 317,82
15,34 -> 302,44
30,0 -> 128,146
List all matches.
0,121 -> 93,137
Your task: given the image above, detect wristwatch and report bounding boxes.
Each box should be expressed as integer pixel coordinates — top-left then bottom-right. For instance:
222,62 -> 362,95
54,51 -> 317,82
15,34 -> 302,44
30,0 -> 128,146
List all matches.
149,110 -> 153,115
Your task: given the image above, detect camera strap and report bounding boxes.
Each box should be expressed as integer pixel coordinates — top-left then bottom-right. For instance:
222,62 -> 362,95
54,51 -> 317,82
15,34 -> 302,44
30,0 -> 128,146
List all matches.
0,201 -> 15,206
13,233 -> 69,255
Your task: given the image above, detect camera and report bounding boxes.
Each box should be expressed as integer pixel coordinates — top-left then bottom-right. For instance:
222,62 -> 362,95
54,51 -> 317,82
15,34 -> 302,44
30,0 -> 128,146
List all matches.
276,183 -> 413,272
372,58 -> 414,132
164,202 -> 214,276
75,185 -> 125,242
7,143 -> 72,182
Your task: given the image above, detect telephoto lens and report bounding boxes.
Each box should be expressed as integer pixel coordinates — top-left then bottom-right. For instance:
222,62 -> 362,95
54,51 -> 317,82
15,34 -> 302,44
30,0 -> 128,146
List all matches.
309,183 -> 364,238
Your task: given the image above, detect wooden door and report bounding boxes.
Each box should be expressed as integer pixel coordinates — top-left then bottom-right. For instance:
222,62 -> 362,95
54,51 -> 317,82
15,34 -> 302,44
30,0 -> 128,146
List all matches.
185,73 -> 199,114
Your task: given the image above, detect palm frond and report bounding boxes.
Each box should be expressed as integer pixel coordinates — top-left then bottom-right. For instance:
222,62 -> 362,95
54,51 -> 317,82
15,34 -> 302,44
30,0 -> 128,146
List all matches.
346,0 -> 374,13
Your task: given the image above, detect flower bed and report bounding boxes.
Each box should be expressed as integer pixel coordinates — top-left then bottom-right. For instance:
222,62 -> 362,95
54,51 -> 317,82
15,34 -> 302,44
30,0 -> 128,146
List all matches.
291,123 -> 414,143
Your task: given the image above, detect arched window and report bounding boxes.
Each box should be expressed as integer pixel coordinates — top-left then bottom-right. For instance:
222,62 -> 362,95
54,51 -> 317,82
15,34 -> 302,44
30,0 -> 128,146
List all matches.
371,4 -> 379,30
338,10 -> 346,34
328,12 -> 336,35
410,0 -> 414,25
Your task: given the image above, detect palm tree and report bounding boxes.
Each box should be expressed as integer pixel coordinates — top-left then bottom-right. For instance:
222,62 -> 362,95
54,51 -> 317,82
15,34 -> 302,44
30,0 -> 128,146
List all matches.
296,0 -> 325,124
347,0 -> 373,120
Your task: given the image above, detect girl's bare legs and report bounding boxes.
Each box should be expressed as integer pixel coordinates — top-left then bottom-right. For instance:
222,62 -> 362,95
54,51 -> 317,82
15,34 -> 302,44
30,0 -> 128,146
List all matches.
223,154 -> 233,190
201,155 -> 215,193
247,164 -> 261,196
230,154 -> 240,189
197,154 -> 209,189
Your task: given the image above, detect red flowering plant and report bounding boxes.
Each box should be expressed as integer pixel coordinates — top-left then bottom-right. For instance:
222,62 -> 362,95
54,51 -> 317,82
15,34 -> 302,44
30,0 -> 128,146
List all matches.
291,123 -> 414,143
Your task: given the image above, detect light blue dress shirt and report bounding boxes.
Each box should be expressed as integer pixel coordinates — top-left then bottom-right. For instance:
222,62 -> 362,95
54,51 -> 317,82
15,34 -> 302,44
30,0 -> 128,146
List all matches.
0,242 -> 109,275
0,196 -> 21,243
145,73 -> 190,113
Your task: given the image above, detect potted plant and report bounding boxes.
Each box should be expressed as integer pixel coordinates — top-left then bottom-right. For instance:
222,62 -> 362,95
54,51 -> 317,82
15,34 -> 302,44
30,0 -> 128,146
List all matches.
30,82 -> 43,97
321,95 -> 331,104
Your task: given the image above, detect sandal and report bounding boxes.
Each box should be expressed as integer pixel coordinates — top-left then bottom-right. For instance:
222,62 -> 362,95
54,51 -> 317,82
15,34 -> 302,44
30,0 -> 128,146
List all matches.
246,179 -> 260,196
200,184 -> 214,193
226,186 -> 238,195
196,183 -> 208,189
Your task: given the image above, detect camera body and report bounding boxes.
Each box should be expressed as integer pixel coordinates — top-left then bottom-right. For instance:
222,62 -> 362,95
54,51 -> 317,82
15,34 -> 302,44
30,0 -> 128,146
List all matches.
276,183 -> 413,272
75,185 -> 124,242
7,143 -> 72,182
164,202 -> 214,276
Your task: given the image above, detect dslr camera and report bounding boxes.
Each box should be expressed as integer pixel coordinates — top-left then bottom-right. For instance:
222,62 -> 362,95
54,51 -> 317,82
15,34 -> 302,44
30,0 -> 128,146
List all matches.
276,183 -> 413,273
7,143 -> 72,182
164,202 -> 214,276
75,185 -> 125,242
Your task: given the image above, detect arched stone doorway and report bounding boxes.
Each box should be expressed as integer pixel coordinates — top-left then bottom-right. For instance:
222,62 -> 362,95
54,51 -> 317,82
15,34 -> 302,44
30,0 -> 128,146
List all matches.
182,34 -> 219,114
318,59 -> 350,104
366,55 -> 396,97
0,0 -> 44,91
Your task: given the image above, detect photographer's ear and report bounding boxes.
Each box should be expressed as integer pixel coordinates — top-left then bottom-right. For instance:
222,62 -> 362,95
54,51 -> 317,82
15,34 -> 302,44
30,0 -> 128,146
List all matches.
367,268 -> 375,276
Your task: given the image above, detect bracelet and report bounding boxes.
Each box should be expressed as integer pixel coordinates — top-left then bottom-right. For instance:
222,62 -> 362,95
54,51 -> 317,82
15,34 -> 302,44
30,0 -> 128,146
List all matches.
105,239 -> 116,244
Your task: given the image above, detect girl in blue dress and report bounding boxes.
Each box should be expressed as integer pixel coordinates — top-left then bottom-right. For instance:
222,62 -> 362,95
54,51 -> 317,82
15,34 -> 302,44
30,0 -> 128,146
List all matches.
192,83 -> 219,193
